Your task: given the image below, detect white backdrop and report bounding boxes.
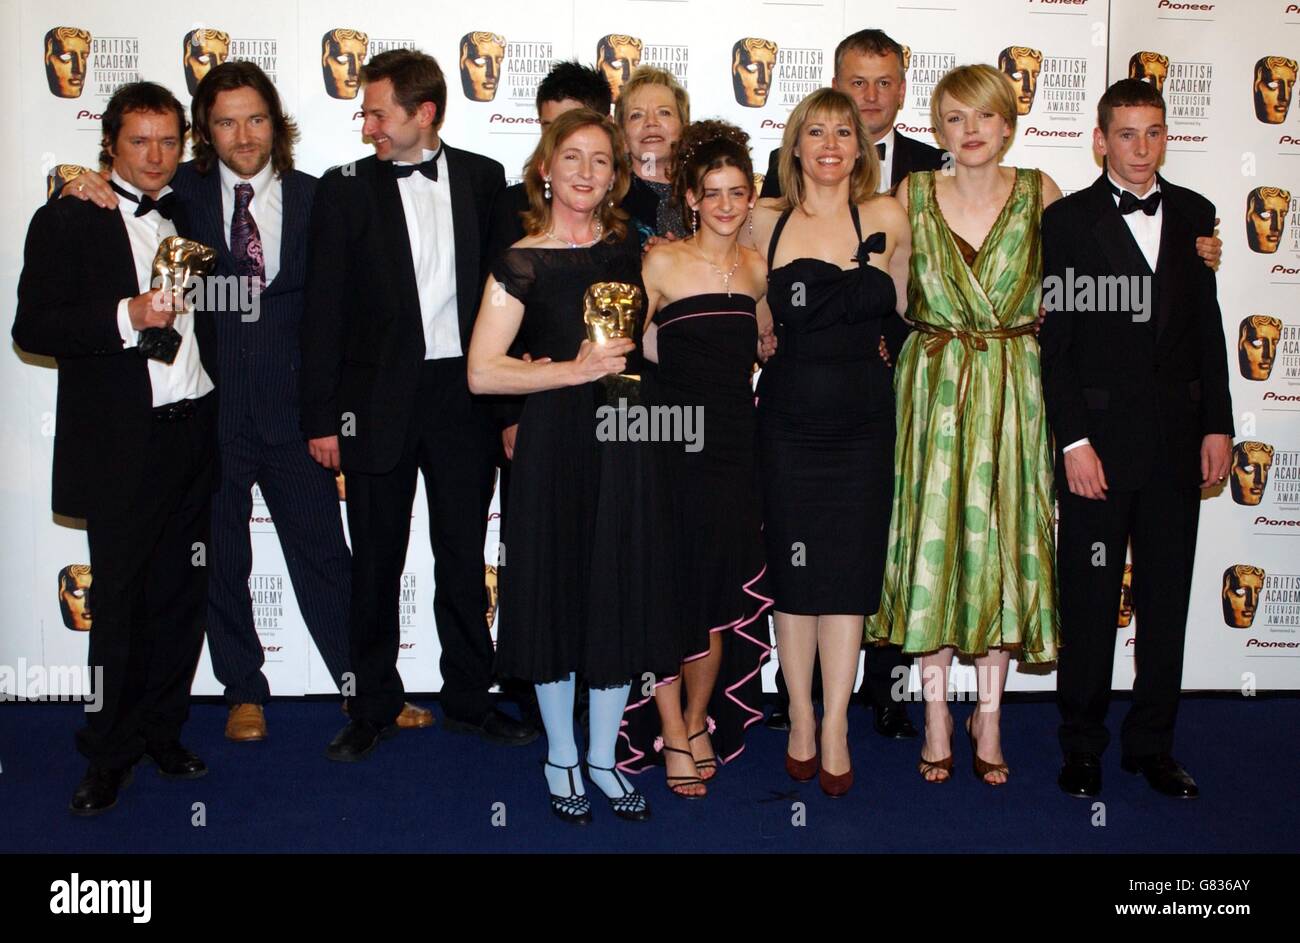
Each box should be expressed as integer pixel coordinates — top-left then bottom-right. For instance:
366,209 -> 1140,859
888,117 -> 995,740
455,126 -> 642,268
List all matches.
1,0 -> 1295,699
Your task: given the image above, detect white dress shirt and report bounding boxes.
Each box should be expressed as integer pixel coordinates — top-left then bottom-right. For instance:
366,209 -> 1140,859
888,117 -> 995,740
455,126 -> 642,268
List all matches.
1062,174 -> 1164,455
875,129 -> 896,194
219,157 -> 282,285
394,146 -> 461,360
112,171 -> 215,408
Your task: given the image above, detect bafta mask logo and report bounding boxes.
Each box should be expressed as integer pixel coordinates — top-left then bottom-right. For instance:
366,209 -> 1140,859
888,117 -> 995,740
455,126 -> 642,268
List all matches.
1128,51 -> 1170,96
1230,441 -> 1275,506
1246,186 -> 1291,254
597,34 -> 642,104
58,564 -> 92,631
485,564 -> 499,629
1222,564 -> 1265,628
460,32 -> 506,102
901,45 -> 912,73
583,281 -> 643,343
1117,564 -> 1134,628
322,28 -> 369,100
1238,315 -> 1282,380
183,28 -> 230,96
752,172 -> 765,194
46,163 -> 91,200
1253,56 -> 1296,124
732,38 -> 778,108
999,46 -> 1042,115
44,27 -> 91,99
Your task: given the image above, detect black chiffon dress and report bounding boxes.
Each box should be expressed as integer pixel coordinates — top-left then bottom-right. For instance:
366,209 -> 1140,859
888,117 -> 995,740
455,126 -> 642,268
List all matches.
491,237 -> 680,687
617,292 -> 773,772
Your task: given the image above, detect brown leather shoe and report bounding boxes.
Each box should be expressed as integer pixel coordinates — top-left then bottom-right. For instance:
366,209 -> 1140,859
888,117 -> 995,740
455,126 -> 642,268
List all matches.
225,704 -> 267,742
341,700 -> 434,729
397,702 -> 434,729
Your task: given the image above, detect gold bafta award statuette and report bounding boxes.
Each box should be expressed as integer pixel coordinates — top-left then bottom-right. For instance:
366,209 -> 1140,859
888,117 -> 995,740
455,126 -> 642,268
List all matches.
583,281 -> 643,405
143,236 -> 217,363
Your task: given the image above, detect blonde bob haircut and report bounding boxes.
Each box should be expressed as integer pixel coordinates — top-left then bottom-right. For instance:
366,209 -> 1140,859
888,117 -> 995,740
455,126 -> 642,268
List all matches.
521,107 -> 631,244
929,64 -> 1017,159
614,65 -> 691,136
777,87 -> 879,209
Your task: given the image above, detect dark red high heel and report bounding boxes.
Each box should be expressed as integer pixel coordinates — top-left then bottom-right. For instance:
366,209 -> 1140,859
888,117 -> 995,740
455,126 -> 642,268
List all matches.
785,722 -> 819,782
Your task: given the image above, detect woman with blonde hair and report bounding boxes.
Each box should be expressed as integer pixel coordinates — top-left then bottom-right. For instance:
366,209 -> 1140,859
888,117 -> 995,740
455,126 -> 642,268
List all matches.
743,88 -> 912,797
468,108 -> 679,824
615,65 -> 691,243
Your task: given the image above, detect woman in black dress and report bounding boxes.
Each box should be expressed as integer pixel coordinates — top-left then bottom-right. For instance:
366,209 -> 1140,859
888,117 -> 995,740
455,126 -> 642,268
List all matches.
617,121 -> 773,797
743,89 -> 912,796
468,109 -> 679,824
615,66 -> 690,246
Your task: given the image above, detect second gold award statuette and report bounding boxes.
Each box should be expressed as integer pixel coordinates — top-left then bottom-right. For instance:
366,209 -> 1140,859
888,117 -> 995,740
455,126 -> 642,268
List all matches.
141,235 -> 218,363
583,281 -> 643,405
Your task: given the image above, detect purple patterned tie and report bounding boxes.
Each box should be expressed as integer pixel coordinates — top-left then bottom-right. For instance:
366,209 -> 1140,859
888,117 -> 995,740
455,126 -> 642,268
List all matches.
231,182 -> 265,288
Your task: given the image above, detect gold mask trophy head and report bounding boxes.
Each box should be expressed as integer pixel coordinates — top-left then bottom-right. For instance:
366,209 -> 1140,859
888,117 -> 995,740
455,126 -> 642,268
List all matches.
145,236 -> 218,363
583,281 -> 644,404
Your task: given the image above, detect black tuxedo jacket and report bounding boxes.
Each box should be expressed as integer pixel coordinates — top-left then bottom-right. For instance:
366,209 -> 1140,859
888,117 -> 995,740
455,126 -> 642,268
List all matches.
758,130 -> 946,199
173,162 -> 317,447
14,195 -> 218,517
299,146 -> 505,474
1039,173 -> 1234,491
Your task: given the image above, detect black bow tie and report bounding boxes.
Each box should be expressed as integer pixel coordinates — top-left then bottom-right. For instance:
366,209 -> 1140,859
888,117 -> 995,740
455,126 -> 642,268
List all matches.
876,142 -> 886,160
392,151 -> 440,181
1111,184 -> 1161,216
111,181 -> 176,219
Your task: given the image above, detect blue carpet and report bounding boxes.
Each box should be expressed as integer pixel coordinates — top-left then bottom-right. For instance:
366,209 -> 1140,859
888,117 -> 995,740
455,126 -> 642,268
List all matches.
2,696 -> 1295,853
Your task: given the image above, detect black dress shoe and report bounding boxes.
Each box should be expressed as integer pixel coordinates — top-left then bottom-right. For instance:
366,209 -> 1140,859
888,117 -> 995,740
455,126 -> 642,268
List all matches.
1058,751 -> 1102,798
765,708 -> 791,731
143,742 -> 207,779
443,708 -> 540,746
324,718 -> 398,763
873,706 -> 919,739
1121,754 -> 1199,799
70,765 -> 133,816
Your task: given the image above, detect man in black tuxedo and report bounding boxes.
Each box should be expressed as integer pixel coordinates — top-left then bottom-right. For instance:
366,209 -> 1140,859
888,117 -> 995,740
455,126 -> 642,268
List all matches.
1040,79 -> 1234,800
15,82 -> 217,814
762,29 -> 941,739
759,29 -> 945,200
301,48 -> 537,761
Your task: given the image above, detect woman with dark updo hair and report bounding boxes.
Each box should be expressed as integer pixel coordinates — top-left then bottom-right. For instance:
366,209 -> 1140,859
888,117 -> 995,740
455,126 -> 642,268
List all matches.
617,120 -> 774,798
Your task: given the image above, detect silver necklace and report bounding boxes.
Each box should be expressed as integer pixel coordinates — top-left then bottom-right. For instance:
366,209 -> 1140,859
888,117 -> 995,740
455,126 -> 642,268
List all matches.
694,240 -> 742,296
546,219 -> 603,248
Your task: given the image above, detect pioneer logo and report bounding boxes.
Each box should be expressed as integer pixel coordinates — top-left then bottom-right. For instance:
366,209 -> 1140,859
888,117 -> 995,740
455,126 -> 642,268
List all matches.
1025,127 -> 1083,138
74,110 -> 104,120
399,642 -> 416,650
1246,638 -> 1299,648
759,118 -> 786,130
1262,391 -> 1300,402
489,113 -> 539,124
896,122 -> 936,135
1157,1 -> 1214,9
50,874 -> 151,923
1282,136 -> 1300,145
261,645 -> 283,653
1271,264 -> 1300,275
1254,515 -> 1300,526
1167,133 -> 1207,142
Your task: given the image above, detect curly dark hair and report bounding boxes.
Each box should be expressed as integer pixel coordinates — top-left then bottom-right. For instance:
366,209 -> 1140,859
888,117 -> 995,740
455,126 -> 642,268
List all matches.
672,119 -> 753,229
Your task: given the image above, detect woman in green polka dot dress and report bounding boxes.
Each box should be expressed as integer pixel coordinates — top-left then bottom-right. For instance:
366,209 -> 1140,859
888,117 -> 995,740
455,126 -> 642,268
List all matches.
867,64 -> 1063,786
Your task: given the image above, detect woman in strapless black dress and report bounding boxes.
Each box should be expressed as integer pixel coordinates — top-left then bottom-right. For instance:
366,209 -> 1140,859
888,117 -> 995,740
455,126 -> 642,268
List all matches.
468,109 -> 679,826
746,89 -> 912,797
617,122 -> 772,798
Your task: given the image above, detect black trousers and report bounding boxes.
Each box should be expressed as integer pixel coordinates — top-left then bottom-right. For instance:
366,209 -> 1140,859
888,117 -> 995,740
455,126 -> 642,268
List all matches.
1056,477 -> 1200,758
773,645 -> 911,711
78,395 -> 215,769
206,428 -> 352,704
345,358 -> 497,725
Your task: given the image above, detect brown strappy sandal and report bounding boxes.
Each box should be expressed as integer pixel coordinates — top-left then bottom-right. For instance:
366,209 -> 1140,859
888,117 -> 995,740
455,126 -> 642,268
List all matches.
661,743 -> 706,799
966,715 -> 1010,786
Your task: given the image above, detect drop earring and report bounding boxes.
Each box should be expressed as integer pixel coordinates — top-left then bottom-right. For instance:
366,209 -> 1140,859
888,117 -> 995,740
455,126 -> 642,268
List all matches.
544,176 -> 551,201
690,209 -> 698,236
747,205 -> 754,240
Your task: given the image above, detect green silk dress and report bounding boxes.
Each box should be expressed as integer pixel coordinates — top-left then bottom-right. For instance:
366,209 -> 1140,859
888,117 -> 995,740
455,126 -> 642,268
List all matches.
867,168 -> 1059,663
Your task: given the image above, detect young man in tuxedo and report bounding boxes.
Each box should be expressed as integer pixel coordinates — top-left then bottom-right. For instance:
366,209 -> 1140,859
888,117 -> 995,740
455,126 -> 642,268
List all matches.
301,48 -> 537,761
761,29 -> 939,739
759,29 -> 945,200
15,82 -> 217,814
1040,79 -> 1234,800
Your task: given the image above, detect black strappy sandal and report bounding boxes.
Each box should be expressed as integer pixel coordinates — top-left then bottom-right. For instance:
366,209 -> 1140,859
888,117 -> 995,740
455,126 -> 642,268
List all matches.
542,759 -> 592,825
688,727 -> 718,781
661,743 -> 706,799
585,761 -> 652,822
